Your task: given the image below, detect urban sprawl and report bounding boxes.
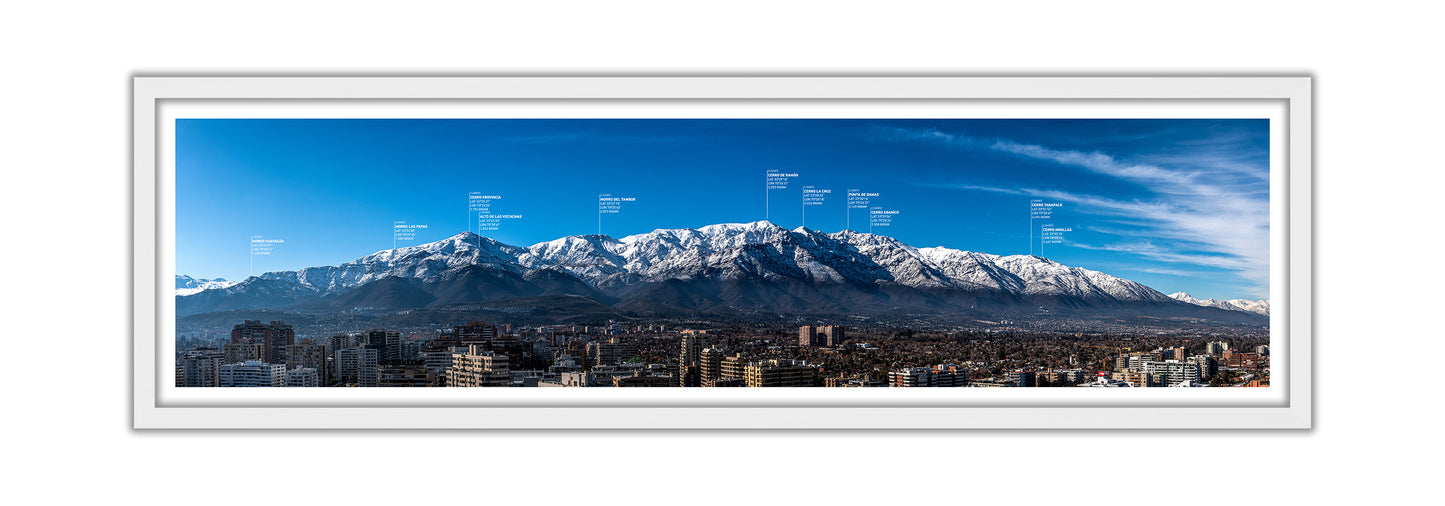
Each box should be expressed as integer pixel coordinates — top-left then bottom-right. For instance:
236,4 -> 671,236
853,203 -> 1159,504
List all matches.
175,319 -> 1270,389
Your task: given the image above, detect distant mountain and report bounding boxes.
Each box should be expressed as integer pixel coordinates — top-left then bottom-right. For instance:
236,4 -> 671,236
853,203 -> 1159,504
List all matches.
175,275 -> 236,296
175,276 -> 320,315
1169,292 -> 1270,316
310,276 -> 437,310
175,221 -> 1265,325
257,233 -> 528,293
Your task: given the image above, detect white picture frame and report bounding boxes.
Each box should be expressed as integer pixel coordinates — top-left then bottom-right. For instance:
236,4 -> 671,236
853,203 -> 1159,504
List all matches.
133,76 -> 1312,429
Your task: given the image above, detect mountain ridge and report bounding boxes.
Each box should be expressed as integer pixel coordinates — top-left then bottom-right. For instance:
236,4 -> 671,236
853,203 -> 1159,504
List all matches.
1168,291 -> 1270,316
175,275 -> 236,296
176,221 -> 1265,323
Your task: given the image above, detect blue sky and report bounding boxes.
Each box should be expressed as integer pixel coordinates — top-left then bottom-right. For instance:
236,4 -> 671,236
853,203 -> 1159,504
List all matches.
176,118 -> 1270,300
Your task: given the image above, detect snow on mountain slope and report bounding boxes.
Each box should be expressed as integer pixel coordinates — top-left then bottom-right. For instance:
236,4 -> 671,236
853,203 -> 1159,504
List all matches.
175,275 -> 237,296
258,232 -> 527,292
994,255 -> 1171,302
916,247 -> 1023,292
1225,299 -> 1270,315
519,234 -> 628,280
1169,292 -> 1270,315
180,222 -> 1239,311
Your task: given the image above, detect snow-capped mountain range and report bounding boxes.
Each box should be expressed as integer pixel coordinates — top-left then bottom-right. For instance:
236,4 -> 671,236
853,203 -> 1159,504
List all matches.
175,275 -> 236,296
1168,292 -> 1270,316
175,221 -> 1265,322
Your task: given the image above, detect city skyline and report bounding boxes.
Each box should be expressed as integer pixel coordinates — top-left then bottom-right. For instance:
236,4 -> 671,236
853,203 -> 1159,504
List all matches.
177,118 -> 1269,300
178,318 -> 1269,389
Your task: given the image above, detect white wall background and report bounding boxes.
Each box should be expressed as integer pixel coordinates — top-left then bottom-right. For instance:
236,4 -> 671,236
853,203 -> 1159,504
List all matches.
2,1 -> 1435,503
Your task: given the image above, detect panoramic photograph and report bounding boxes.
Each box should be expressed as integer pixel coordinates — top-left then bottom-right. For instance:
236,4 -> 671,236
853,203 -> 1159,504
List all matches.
173,118 -> 1271,389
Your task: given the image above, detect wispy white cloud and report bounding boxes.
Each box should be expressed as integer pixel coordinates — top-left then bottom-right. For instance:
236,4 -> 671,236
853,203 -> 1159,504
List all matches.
1071,240 -> 1257,274
887,126 -> 1269,297
989,139 -> 1198,187
1130,267 -> 1209,277
1135,152 -> 1269,182
1088,263 -> 1209,278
